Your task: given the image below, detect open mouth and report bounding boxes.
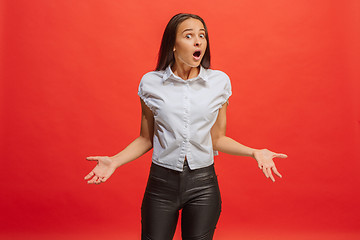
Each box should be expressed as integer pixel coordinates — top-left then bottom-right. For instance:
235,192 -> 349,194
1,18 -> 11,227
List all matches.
193,50 -> 201,58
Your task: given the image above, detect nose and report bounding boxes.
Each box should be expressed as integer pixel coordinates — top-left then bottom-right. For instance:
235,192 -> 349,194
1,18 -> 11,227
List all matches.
195,37 -> 201,47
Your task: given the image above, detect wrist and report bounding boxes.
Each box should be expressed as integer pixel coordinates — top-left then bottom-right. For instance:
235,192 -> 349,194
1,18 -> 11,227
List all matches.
110,155 -> 123,168
251,149 -> 256,159
251,149 -> 261,159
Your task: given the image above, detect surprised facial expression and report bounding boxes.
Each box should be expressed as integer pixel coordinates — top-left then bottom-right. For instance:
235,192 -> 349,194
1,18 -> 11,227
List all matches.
173,18 -> 208,68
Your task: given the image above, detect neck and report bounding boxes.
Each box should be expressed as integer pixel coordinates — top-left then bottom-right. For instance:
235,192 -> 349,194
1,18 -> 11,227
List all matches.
171,62 -> 200,80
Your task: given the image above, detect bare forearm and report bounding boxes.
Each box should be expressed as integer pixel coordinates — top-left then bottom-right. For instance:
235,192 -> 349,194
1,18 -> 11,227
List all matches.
213,136 -> 256,158
110,136 -> 153,168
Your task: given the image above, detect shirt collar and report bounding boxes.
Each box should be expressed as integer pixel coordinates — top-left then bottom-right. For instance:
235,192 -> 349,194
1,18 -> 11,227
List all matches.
162,65 -> 208,83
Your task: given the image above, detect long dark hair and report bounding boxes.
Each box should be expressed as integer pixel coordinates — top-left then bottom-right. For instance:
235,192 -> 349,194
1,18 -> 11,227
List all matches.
155,13 -> 211,71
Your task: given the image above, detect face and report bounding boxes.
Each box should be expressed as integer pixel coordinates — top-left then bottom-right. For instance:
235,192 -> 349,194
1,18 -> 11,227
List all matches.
173,18 -> 207,68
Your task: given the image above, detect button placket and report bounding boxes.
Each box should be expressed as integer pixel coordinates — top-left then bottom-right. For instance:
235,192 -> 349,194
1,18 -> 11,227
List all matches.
184,83 -> 191,153
178,83 -> 188,168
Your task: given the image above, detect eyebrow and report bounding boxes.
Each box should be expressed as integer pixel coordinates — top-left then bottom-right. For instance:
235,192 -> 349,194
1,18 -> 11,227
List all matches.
182,28 -> 206,33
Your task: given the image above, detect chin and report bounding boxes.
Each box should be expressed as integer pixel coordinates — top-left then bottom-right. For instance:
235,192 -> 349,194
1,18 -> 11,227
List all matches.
187,61 -> 201,68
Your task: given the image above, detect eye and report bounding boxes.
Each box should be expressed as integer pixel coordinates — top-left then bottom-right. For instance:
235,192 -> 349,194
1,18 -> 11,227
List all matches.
185,34 -> 192,39
199,33 -> 205,38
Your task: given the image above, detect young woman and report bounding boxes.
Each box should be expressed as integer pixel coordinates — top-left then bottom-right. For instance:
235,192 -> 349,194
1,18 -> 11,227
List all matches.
84,13 -> 287,240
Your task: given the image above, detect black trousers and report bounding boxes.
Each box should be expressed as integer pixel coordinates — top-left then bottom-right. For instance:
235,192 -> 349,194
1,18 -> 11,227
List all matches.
141,161 -> 222,240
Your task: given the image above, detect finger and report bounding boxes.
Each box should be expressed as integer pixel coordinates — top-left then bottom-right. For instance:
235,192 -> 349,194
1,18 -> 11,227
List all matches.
101,177 -> 108,183
86,156 -> 100,161
95,178 -> 102,184
87,179 -> 95,184
84,171 -> 94,180
262,168 -> 269,178
274,153 -> 288,159
267,168 -> 275,182
272,166 -> 282,178
87,176 -> 99,184
258,163 -> 262,169
87,178 -> 96,184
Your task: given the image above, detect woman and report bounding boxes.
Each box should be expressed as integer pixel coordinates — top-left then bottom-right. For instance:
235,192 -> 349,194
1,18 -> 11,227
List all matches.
84,13 -> 287,240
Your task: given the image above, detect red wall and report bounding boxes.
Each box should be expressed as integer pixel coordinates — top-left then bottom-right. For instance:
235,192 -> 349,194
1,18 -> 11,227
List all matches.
2,0 -> 360,239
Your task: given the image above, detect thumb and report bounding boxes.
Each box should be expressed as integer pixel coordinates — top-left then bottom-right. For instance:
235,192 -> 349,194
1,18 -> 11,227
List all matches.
86,156 -> 100,161
274,153 -> 288,159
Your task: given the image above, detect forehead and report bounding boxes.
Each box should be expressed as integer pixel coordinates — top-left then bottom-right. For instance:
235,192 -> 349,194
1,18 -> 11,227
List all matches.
177,18 -> 205,33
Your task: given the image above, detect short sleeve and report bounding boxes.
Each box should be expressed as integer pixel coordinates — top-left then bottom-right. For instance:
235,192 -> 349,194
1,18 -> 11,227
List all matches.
220,73 -> 232,107
137,73 -> 156,112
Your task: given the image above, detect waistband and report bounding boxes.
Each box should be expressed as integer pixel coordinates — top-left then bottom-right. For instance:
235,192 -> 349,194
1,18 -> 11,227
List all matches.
150,160 -> 215,176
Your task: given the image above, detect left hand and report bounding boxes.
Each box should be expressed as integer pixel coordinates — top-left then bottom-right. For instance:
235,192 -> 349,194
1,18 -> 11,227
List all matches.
253,149 -> 288,182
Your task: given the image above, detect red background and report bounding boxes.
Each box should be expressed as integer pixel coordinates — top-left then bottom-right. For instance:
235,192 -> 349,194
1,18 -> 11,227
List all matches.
1,0 -> 360,239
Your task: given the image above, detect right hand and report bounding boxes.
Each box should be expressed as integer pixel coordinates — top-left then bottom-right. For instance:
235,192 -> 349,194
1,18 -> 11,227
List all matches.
84,156 -> 116,184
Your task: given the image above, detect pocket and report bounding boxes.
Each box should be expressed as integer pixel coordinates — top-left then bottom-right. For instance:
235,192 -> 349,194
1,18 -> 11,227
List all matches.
192,173 -> 217,184
145,173 -> 173,196
149,174 -> 168,184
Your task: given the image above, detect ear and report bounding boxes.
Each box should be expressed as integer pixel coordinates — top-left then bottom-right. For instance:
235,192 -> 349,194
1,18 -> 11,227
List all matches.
173,47 -> 176,52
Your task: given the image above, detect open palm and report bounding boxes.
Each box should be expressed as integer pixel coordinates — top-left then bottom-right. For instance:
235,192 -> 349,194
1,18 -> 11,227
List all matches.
84,156 -> 116,184
253,149 -> 287,182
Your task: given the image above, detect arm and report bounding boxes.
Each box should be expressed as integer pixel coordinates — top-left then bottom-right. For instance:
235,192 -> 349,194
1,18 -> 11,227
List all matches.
110,98 -> 154,168
84,98 -> 154,184
210,102 -> 256,157
210,102 -> 287,182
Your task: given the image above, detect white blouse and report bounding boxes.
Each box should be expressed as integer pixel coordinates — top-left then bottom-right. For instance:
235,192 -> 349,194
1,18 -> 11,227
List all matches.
138,65 -> 232,171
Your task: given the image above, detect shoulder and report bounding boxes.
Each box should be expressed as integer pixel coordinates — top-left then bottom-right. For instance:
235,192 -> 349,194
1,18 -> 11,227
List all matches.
204,68 -> 231,86
138,70 -> 165,95
140,70 -> 165,83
